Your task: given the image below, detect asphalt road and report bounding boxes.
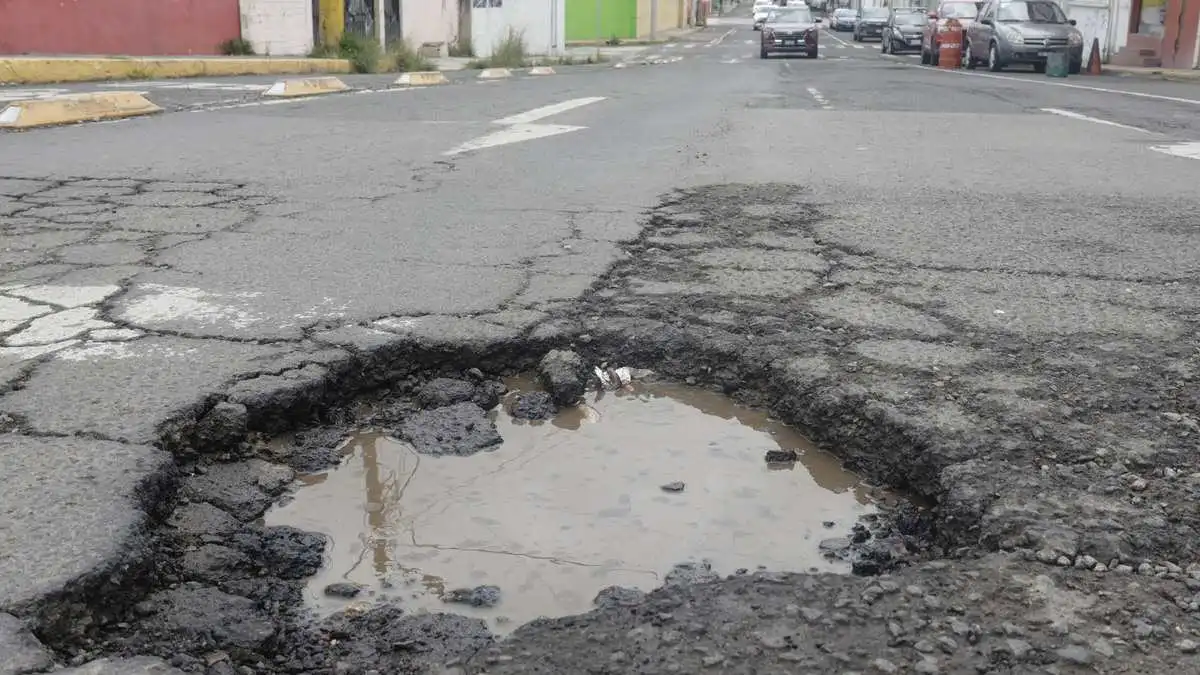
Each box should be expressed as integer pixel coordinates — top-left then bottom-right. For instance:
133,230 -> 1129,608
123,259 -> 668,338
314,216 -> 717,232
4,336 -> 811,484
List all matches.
1,6 -> 1199,674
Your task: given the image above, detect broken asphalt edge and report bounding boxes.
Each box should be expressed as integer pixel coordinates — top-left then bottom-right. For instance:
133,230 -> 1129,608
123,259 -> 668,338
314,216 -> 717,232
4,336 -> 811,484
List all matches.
0,57 -> 353,85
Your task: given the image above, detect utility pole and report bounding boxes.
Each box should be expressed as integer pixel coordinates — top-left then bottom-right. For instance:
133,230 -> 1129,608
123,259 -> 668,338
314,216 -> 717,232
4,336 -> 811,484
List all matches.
595,0 -> 603,59
651,0 -> 659,39
375,0 -> 386,48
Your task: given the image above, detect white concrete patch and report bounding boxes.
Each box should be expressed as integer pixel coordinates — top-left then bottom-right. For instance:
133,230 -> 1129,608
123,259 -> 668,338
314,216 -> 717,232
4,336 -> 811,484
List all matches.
89,328 -> 145,341
708,29 -> 737,47
5,308 -> 112,347
1149,141 -> 1200,160
0,296 -> 52,323
374,317 -> 419,332
57,341 -> 139,362
8,284 -> 122,308
101,81 -> 271,92
1039,108 -> 1153,133
0,340 -> 80,361
116,284 -> 265,330
443,123 -> 586,156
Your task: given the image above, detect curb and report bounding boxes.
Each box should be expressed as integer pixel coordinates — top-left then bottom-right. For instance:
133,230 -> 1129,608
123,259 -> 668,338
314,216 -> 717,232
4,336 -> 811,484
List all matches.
0,57 -> 353,85
395,71 -> 449,86
0,91 -> 162,129
1104,66 -> 1200,82
478,68 -> 513,80
263,76 -> 350,98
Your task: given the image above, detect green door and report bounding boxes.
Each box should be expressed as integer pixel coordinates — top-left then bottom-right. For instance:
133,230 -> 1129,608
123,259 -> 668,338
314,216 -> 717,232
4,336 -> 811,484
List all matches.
566,0 -> 638,41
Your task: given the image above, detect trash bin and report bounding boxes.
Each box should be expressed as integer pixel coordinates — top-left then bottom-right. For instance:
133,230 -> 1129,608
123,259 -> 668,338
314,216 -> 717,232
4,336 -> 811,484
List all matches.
1046,51 -> 1069,78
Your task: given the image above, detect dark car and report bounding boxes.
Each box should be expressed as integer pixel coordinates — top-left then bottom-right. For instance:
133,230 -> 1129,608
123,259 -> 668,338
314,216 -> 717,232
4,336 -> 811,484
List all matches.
829,7 -> 858,31
853,7 -> 890,41
881,8 -> 928,54
761,6 -> 820,59
964,0 -> 1084,73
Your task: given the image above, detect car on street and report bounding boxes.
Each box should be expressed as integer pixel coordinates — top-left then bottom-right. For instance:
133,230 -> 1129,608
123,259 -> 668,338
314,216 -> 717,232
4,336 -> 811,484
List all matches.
881,8 -> 928,54
829,7 -> 858,31
760,5 -> 821,58
753,0 -> 778,29
922,0 -> 981,65
963,0 -> 1084,72
853,7 -> 891,41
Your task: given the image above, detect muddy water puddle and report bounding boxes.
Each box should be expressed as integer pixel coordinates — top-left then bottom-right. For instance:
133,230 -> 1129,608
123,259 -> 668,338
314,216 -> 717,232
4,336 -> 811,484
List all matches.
267,378 -> 878,632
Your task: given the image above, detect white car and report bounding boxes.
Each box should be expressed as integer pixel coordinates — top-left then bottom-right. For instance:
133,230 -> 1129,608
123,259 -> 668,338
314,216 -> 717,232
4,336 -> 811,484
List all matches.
753,0 -> 776,29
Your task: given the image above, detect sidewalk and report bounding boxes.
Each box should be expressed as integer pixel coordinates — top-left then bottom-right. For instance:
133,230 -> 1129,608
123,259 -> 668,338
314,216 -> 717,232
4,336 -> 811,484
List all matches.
0,55 -> 353,85
566,26 -> 704,47
1103,64 -> 1200,82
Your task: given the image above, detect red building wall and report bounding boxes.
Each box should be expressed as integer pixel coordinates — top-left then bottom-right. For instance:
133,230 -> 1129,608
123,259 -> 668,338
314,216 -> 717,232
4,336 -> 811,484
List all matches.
0,0 -> 243,56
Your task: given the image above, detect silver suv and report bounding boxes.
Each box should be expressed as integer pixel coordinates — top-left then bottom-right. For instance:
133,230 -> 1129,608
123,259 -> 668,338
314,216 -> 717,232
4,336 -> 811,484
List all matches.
964,0 -> 1084,73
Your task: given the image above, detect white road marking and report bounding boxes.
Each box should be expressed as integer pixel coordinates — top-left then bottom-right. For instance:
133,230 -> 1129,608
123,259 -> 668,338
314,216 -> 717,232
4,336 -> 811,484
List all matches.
446,96 -> 607,156
918,66 -> 1200,105
685,43 -> 697,48
444,124 -> 584,156
708,28 -> 737,46
1039,108 -> 1154,133
1150,141 -> 1200,160
807,87 -> 833,110
822,30 -> 851,46
494,97 -> 606,125
0,88 -> 72,102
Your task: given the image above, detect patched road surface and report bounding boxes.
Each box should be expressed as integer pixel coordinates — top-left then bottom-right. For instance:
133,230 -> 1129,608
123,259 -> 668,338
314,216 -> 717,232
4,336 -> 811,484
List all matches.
2,4 -> 1200,674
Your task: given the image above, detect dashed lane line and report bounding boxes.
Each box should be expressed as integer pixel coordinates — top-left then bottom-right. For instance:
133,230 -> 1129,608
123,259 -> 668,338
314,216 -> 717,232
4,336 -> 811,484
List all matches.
807,87 -> 833,109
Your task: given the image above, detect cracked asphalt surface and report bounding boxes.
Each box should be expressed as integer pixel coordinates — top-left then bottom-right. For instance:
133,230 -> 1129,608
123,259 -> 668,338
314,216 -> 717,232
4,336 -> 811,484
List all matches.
2,5 -> 1200,674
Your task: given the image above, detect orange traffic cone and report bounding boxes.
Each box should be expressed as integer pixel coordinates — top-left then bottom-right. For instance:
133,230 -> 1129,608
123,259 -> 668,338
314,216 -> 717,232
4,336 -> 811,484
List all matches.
1086,38 -> 1102,75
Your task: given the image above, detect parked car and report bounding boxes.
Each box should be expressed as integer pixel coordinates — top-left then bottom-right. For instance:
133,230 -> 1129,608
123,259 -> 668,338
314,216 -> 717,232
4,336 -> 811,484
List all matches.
922,0 -> 980,65
753,0 -> 778,29
829,8 -> 858,31
964,0 -> 1084,72
853,7 -> 890,41
761,5 -> 820,58
881,9 -> 928,54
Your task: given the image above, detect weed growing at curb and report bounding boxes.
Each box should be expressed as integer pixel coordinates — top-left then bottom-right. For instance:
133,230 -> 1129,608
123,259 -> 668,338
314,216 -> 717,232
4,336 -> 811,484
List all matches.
449,37 -> 475,58
468,28 -> 529,69
386,40 -> 435,73
219,37 -> 256,56
308,34 -> 432,72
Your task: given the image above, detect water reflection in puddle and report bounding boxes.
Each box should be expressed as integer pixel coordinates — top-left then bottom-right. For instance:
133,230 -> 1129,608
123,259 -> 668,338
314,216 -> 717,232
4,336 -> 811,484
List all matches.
266,379 -> 876,632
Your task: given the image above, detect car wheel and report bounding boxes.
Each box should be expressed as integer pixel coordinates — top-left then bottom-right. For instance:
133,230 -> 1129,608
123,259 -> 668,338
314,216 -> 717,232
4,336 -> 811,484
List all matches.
963,40 -> 975,68
988,42 -> 1003,71
808,48 -> 819,58
760,48 -> 769,59
1033,62 -> 1046,73
881,35 -> 890,53
1068,59 -> 1081,74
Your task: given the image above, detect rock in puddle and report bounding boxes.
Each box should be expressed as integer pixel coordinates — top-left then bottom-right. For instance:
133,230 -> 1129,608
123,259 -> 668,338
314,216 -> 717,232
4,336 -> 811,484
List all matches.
594,586 -> 647,608
324,582 -> 364,599
538,350 -> 589,407
399,402 -> 502,456
509,390 -> 558,421
442,585 -> 501,608
418,377 -> 506,411
765,449 -> 798,463
55,656 -> 186,674
660,481 -> 686,492
664,560 -> 720,586
180,459 -> 295,522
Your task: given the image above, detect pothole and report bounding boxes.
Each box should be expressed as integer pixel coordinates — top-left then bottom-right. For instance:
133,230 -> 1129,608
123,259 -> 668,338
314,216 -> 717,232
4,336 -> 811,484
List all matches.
267,368 -> 895,633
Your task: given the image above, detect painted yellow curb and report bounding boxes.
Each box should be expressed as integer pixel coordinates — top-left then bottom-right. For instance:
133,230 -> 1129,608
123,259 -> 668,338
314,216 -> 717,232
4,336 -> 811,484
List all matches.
263,76 -> 350,97
0,57 -> 353,85
528,67 -> 556,75
0,91 -> 162,129
478,68 -> 513,79
394,71 -> 449,86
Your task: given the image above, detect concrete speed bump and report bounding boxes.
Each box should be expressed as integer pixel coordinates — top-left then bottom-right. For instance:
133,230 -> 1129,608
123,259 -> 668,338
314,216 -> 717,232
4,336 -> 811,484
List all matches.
528,67 -> 556,76
395,71 -> 449,86
263,76 -> 350,98
0,91 -> 162,130
477,68 -> 513,80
